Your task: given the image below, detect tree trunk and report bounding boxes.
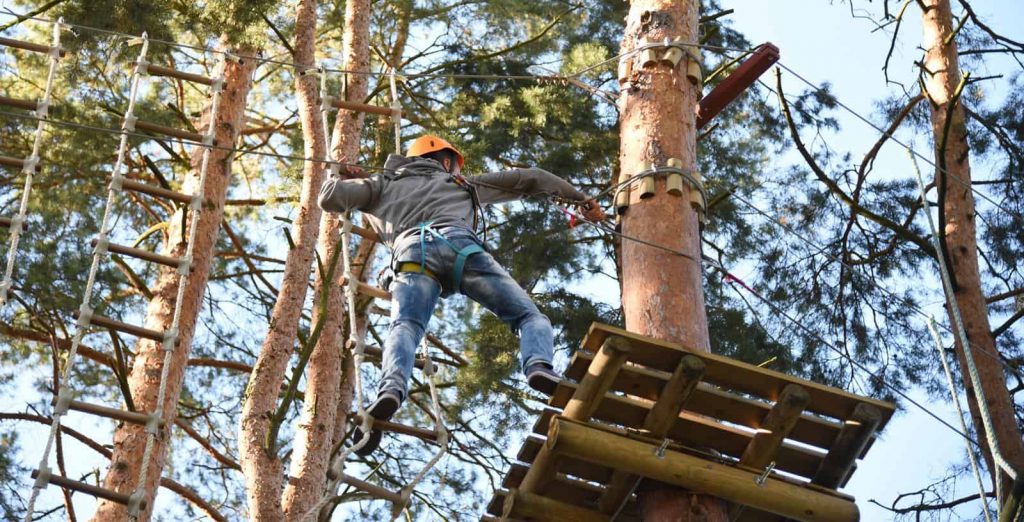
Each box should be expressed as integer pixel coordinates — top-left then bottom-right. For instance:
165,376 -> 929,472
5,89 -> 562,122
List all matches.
280,0 -> 372,517
921,0 -> 1024,500
617,0 -> 727,519
90,44 -> 257,522
238,1 -> 328,520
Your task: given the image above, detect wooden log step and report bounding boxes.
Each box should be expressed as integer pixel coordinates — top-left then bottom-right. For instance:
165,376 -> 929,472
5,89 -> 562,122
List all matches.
62,398 -> 163,428
134,120 -> 209,144
142,63 -> 215,86
122,179 -> 194,204
339,474 -> 404,504
85,313 -> 165,342
0,36 -> 64,56
31,469 -> 145,509
580,323 -> 895,428
546,416 -> 859,522
502,488 -> 611,522
93,239 -> 183,268
0,95 -> 38,111
351,413 -> 439,443
541,381 -> 827,479
331,99 -> 400,118
0,155 -> 26,169
567,352 -> 847,452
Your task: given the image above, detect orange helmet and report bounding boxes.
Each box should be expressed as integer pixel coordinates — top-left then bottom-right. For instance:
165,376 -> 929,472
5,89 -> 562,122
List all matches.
407,135 -> 465,169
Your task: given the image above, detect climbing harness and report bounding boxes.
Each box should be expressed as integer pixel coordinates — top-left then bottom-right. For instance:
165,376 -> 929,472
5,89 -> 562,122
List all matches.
412,221 -> 485,292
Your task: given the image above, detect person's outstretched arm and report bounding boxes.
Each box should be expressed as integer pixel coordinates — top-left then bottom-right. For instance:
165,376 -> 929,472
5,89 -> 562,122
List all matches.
471,167 -> 605,221
318,174 -> 382,213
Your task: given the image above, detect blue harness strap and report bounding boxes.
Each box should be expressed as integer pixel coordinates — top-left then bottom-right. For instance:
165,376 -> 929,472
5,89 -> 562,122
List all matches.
417,222 -> 484,291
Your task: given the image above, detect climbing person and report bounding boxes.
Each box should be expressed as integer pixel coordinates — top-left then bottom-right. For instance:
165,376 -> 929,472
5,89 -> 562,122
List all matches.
318,135 -> 605,455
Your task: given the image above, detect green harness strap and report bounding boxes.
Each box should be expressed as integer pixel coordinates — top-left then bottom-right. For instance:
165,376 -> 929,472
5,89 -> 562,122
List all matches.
417,222 -> 484,291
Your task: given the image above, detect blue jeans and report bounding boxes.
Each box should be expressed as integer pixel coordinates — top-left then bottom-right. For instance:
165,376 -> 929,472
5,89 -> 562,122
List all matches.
378,226 -> 554,399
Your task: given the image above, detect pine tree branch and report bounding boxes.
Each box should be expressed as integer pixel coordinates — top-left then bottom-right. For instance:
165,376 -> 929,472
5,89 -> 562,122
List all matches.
774,68 -> 937,258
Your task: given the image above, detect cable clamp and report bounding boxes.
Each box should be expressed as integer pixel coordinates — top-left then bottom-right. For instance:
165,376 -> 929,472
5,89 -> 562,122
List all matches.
93,236 -> 109,256
135,58 -> 149,75
33,100 -> 49,119
54,387 -> 73,415
146,409 -> 163,435
654,438 -> 670,459
177,254 -> 192,276
123,115 -> 137,132
33,466 -> 51,489
755,461 -> 776,486
126,488 -> 145,516
77,304 -> 94,328
22,155 -> 40,173
162,328 -> 178,352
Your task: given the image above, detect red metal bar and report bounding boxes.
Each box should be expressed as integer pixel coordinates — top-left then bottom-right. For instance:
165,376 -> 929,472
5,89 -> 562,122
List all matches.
697,43 -> 780,129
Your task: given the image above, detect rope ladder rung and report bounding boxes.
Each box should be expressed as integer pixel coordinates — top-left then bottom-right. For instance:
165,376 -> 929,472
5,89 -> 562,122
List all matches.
121,179 -> 194,204
140,62 -> 216,86
93,238 -> 185,269
133,119 -> 213,145
0,217 -> 11,229
0,95 -> 39,111
339,474 -> 405,505
30,469 -> 145,509
351,413 -> 441,444
56,398 -> 164,429
0,36 -> 65,57
0,155 -> 31,170
330,98 -> 401,119
75,311 -> 167,343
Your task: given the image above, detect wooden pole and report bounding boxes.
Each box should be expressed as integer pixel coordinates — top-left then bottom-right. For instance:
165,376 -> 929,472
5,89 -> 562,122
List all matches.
617,0 -> 723,518
547,417 -> 860,522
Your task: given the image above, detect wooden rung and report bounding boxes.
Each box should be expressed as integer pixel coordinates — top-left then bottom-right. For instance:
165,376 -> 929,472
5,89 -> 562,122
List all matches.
351,223 -> 379,242
339,474 -> 404,504
30,470 -> 144,509
0,155 -> 26,169
63,399 -> 162,428
812,403 -> 882,489
0,36 -> 64,56
340,277 -> 391,300
331,99 -> 400,118
0,217 -> 10,229
0,95 -> 38,111
86,314 -> 165,342
134,120 -> 209,144
352,414 -> 439,443
94,239 -> 183,268
143,63 -> 215,86
363,345 -> 428,369
122,179 -> 194,204
502,488 -> 611,522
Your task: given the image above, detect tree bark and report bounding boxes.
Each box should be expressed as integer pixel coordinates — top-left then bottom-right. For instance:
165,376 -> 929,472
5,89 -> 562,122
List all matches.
89,44 -> 257,522
238,1 -> 328,520
617,0 -> 727,519
280,0 -> 372,518
921,0 -> 1024,500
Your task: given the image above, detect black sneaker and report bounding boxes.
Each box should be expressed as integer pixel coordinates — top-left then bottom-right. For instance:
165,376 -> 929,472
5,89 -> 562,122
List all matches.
351,390 -> 402,457
525,362 -> 560,396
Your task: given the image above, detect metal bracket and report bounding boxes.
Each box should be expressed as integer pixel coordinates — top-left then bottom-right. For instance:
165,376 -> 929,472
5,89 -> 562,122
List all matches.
755,461 -> 776,486
654,438 -> 670,459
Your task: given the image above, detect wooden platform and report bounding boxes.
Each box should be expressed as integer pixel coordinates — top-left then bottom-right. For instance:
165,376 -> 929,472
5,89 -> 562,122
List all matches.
483,323 -> 895,521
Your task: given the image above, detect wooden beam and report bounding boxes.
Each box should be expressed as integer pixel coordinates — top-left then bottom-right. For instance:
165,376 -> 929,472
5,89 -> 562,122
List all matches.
812,402 -> 882,489
518,337 -> 631,494
597,355 -> 705,515
696,42 -> 780,129
547,416 -> 859,522
502,488 -> 610,522
740,383 -> 810,470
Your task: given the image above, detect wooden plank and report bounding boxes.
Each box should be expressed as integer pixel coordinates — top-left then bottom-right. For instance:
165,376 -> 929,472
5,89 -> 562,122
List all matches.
740,383 -> 811,470
581,323 -> 895,427
547,416 -> 859,522
567,352 -> 847,452
812,402 -> 882,489
502,488 -> 610,521
597,355 -> 705,515
0,95 -> 38,111
545,381 -> 827,479
697,43 -> 780,129
519,337 -> 630,494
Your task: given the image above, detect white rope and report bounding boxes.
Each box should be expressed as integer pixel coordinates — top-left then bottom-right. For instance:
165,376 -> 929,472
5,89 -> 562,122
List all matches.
927,317 -> 994,522
126,51 -> 228,519
388,70 -> 401,155
23,33 -> 149,522
909,150 -> 1019,486
395,336 -> 449,514
0,18 -> 63,309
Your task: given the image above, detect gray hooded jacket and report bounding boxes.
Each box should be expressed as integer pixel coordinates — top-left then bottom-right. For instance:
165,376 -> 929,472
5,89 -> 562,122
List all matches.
317,154 -> 587,250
